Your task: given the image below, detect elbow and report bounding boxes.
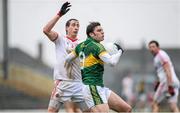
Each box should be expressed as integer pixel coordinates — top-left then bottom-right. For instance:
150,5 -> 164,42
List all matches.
43,27 -> 49,35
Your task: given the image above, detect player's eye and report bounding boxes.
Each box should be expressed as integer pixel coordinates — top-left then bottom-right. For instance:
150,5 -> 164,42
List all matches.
71,23 -> 76,27
76,24 -> 79,27
97,29 -> 103,33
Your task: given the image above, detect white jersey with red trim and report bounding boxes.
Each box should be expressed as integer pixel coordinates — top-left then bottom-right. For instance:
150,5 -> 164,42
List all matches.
53,34 -> 81,81
154,50 -> 179,84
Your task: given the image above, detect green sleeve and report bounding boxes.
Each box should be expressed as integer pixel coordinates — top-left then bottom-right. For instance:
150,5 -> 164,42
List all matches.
75,44 -> 80,56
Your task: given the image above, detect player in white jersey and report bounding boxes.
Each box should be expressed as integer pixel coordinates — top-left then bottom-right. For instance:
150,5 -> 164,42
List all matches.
148,40 -> 179,112
43,2 -> 87,113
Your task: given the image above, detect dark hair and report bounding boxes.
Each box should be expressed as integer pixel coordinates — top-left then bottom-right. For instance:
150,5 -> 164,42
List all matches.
65,18 -> 78,34
148,40 -> 159,47
86,22 -> 101,37
65,18 -> 78,27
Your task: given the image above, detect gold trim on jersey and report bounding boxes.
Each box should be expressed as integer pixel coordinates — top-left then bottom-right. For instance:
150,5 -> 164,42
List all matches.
80,53 -> 104,68
99,51 -> 108,57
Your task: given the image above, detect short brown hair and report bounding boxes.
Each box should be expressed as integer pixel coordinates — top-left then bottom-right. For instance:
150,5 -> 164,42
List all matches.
65,18 -> 78,27
86,22 -> 101,37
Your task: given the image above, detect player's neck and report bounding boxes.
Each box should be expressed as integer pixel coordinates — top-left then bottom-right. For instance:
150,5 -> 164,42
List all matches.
66,35 -> 78,42
88,36 -> 100,43
155,49 -> 160,56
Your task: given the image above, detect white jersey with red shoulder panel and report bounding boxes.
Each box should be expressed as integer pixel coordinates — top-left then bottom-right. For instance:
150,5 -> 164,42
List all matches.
53,34 -> 81,81
154,50 -> 179,85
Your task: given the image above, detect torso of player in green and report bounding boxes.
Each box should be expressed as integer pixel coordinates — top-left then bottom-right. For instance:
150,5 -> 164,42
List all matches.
75,37 -> 106,87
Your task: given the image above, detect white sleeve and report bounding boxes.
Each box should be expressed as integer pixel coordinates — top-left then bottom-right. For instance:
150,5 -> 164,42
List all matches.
99,50 -> 123,66
65,51 -> 77,63
157,51 -> 169,65
54,33 -> 64,45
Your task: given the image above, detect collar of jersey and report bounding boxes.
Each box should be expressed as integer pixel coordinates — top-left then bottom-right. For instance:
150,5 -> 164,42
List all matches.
87,36 -> 99,43
66,36 -> 78,42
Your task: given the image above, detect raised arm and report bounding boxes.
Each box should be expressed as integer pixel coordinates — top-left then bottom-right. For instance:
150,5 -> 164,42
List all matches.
43,2 -> 71,41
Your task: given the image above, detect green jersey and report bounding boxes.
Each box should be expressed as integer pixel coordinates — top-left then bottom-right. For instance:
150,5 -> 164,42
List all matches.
75,37 -> 106,86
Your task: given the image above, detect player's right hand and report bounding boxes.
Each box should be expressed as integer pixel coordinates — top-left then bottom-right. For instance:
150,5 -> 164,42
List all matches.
114,43 -> 124,54
168,85 -> 175,96
57,2 -> 71,16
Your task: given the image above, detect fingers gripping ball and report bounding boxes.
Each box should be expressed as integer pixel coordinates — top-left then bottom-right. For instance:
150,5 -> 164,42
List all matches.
103,42 -> 122,55
114,43 -> 124,53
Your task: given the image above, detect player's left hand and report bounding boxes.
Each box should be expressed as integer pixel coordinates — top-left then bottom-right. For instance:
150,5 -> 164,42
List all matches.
168,85 -> 175,96
58,2 -> 71,16
114,43 -> 124,53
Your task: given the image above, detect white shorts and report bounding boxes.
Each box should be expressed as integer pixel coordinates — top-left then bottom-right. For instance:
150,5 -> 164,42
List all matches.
154,81 -> 179,103
48,80 -> 88,110
82,85 -> 111,109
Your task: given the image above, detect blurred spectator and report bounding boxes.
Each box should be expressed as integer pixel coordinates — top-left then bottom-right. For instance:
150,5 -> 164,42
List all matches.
137,80 -> 146,110
122,73 -> 134,106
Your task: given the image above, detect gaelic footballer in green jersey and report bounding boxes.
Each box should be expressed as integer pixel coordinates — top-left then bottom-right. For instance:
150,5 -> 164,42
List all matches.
75,37 -> 105,86
66,36 -> 123,86
65,22 -> 131,112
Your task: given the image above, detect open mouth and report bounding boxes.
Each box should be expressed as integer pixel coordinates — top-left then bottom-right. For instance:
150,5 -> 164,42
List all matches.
74,31 -> 78,34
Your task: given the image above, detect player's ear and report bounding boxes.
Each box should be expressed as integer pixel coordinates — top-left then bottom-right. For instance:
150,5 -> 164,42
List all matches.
65,27 -> 68,34
89,32 -> 94,37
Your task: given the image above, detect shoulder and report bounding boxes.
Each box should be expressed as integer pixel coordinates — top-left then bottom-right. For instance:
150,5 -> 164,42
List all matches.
91,42 -> 105,50
76,41 -> 84,48
93,41 -> 103,47
158,50 -> 169,58
156,50 -> 169,62
75,42 -> 84,53
91,42 -> 106,56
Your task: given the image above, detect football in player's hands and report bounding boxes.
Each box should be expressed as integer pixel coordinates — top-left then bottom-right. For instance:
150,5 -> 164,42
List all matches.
103,42 -> 122,55
114,43 -> 124,53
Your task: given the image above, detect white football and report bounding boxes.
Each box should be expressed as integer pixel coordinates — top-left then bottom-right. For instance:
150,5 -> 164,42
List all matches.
103,42 -> 118,55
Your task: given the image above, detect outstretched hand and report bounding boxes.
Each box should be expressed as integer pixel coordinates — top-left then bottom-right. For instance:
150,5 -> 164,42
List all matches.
57,2 -> 71,16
